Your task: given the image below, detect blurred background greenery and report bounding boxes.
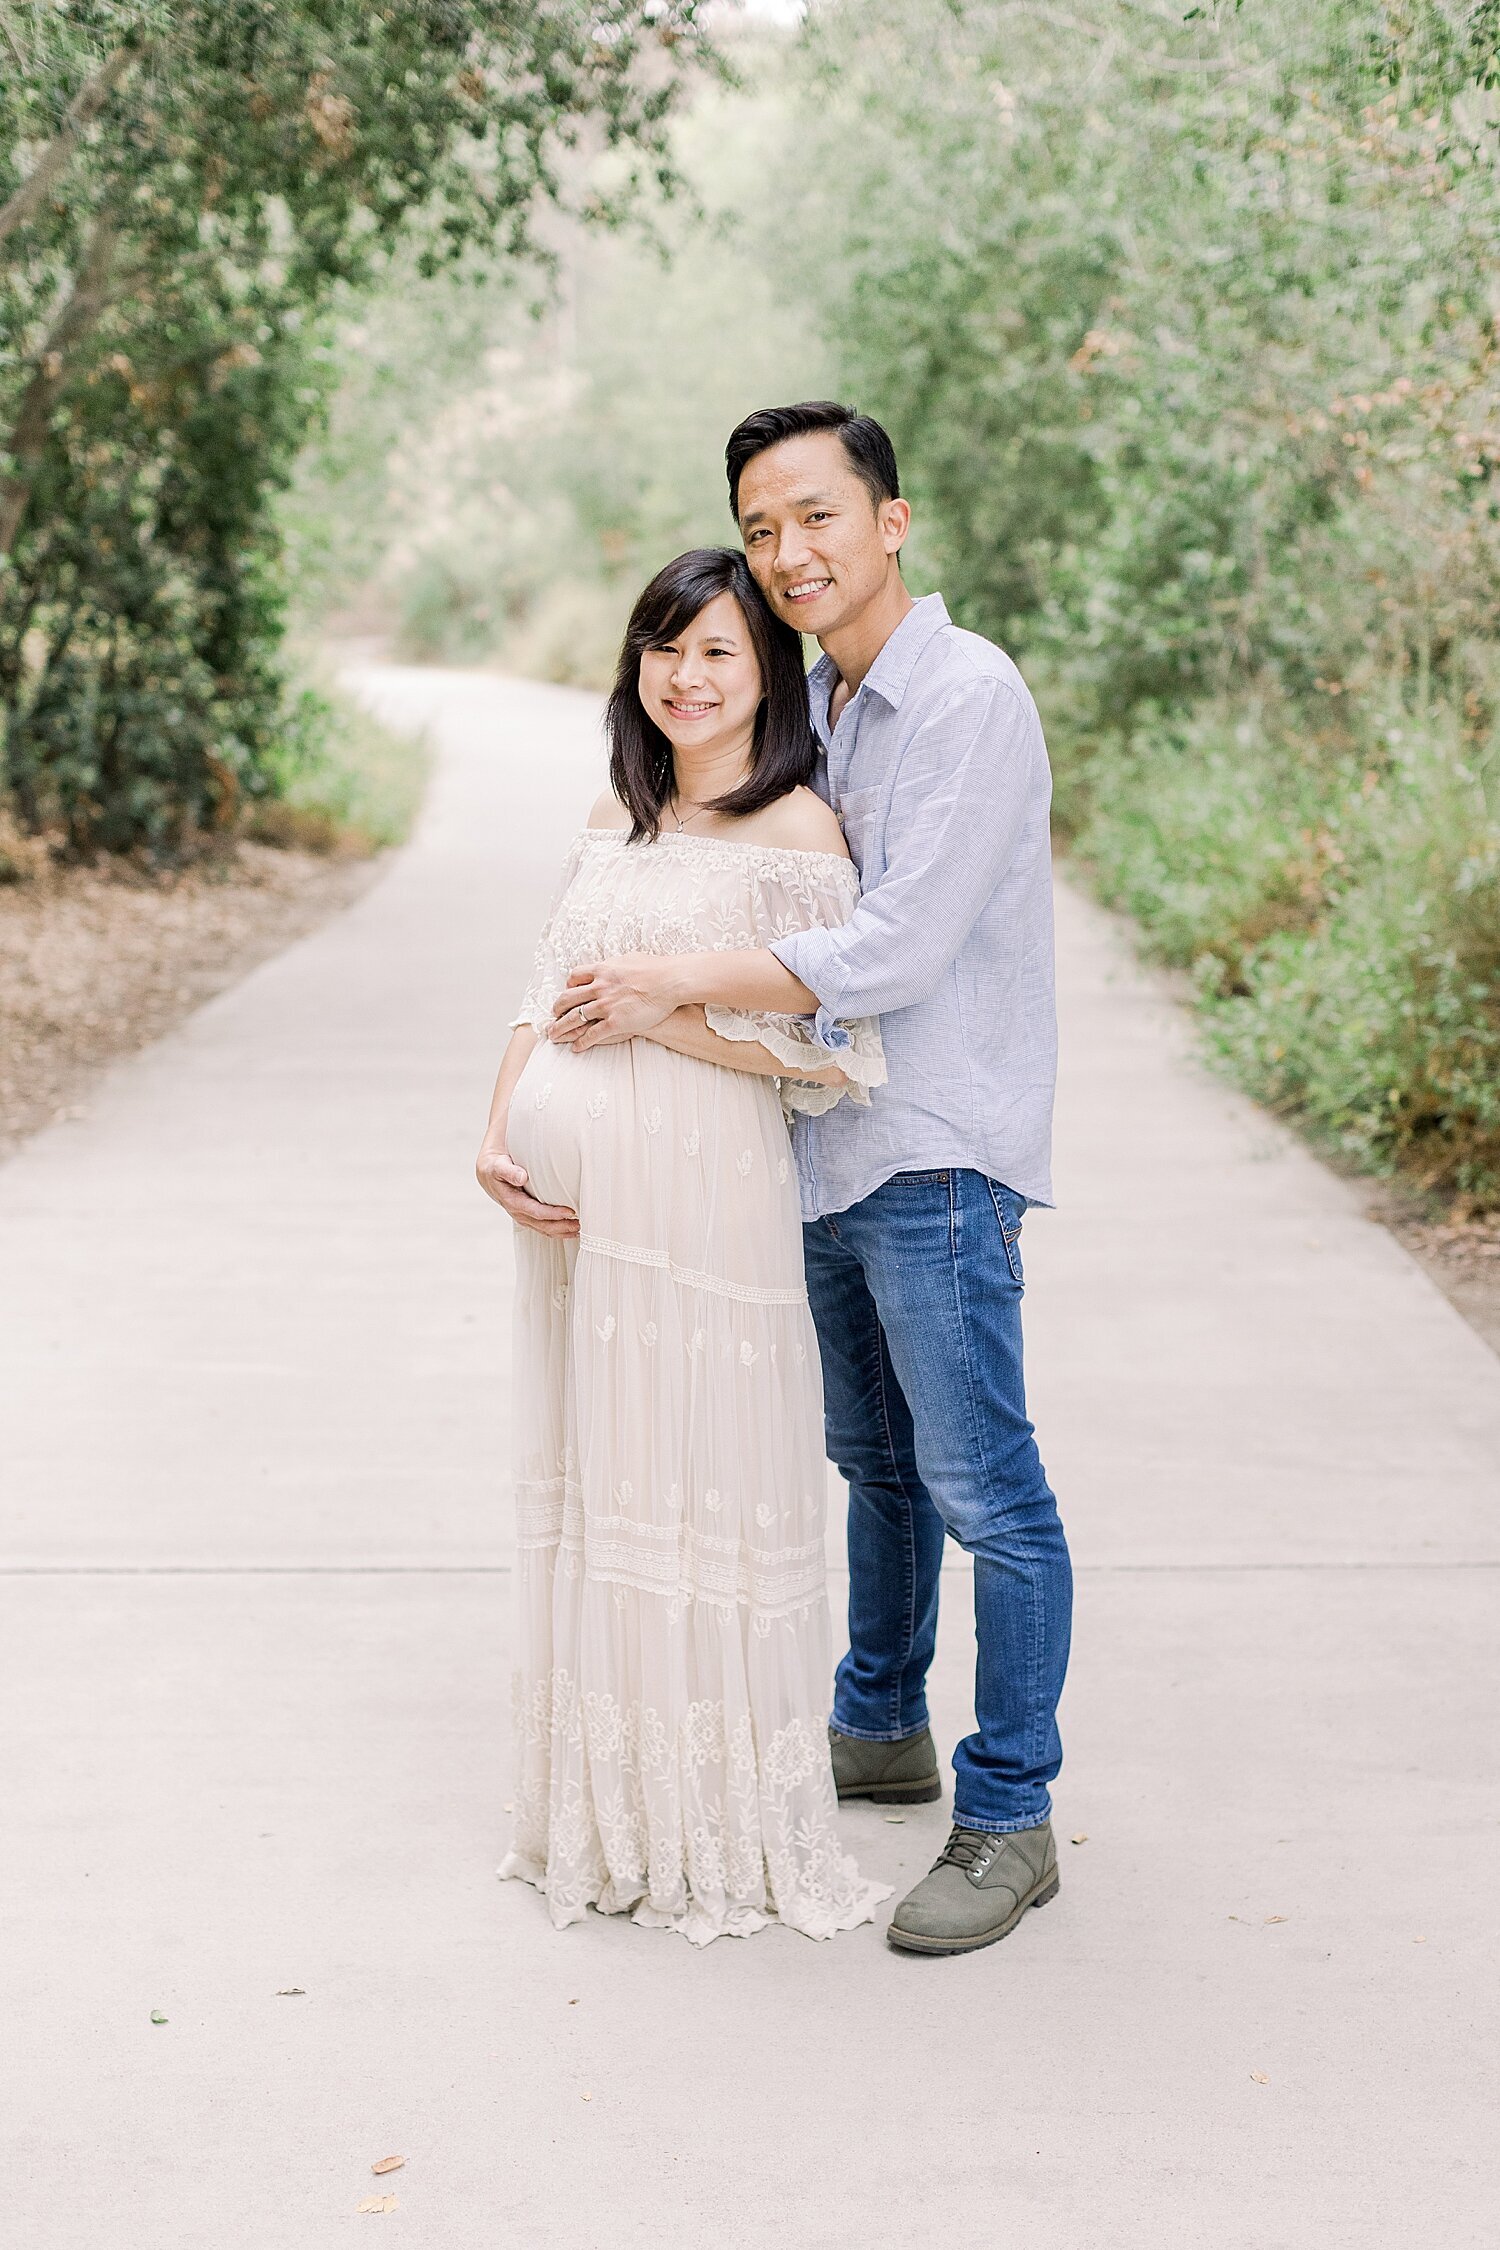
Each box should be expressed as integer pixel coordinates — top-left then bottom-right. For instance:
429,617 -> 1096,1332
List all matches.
4,1 -> 1499,1206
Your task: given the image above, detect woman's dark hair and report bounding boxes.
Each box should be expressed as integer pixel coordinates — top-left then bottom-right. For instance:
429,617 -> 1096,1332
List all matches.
605,548 -> 814,843
725,400 -> 900,522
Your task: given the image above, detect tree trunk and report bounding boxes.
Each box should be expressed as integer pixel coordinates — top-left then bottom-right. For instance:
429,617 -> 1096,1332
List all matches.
0,218 -> 118,558
0,45 -> 135,254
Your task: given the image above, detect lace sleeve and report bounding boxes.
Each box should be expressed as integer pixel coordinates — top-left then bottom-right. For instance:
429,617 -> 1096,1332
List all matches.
511,832 -> 590,1032
703,854 -> 887,1117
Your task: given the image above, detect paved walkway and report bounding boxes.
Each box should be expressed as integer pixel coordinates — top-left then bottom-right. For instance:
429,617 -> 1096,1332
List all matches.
5,666 -> 1497,2249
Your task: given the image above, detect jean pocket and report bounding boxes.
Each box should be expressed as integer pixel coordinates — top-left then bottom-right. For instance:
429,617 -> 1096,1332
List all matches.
984,1177 -> 1027,1285
886,1169 -> 952,1186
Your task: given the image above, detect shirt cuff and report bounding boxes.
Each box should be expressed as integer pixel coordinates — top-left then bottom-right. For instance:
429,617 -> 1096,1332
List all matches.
770,927 -> 853,1056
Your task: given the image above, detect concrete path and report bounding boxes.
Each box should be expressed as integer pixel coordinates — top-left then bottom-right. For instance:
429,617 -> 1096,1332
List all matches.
4,666 -> 1497,2249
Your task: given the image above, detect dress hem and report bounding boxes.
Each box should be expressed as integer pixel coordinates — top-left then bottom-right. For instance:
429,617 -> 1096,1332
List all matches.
498,1851 -> 893,1947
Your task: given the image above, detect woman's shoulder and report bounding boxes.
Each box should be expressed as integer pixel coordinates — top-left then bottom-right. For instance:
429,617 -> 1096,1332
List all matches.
584,789 -> 631,832
733,786 -> 850,859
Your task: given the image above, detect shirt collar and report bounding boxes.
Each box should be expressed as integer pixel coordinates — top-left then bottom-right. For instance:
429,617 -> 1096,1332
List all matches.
807,592 -> 951,738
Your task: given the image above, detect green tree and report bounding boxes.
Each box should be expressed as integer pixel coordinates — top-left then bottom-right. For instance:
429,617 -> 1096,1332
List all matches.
791,0 -> 1500,1201
0,0 -> 713,852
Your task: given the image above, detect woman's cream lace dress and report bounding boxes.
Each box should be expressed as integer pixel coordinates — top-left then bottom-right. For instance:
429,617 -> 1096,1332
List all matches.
501,827 -> 890,1944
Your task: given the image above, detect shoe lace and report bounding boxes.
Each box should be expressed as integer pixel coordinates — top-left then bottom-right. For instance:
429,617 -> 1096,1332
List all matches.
936,1825 -> 998,1875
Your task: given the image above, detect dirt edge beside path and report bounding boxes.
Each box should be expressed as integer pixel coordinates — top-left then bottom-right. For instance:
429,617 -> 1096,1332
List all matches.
1369,1191 -> 1500,1359
1,842 -> 382,1161
6,810 -> 1496,1362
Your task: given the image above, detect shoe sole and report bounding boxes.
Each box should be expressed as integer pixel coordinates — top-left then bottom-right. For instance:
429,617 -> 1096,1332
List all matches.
835,1776 -> 943,1805
886,1870 -> 1060,1955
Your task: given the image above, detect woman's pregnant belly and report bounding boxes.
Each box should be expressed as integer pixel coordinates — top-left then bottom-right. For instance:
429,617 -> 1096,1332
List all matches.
507,1036 -> 804,1293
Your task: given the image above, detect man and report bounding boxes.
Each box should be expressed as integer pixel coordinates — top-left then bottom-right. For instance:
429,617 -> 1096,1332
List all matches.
550,401 -> 1071,1956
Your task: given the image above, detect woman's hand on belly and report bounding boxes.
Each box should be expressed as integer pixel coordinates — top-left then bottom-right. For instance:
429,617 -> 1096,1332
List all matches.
476,1136 -> 579,1238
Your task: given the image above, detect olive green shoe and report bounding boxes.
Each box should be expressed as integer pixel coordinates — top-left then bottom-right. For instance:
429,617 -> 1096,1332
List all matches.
828,1725 -> 942,1806
886,1822 -> 1058,1955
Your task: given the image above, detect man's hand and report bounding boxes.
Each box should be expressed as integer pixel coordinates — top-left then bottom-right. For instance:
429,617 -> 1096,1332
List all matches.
549,953 -> 682,1050
475,1142 -> 579,1238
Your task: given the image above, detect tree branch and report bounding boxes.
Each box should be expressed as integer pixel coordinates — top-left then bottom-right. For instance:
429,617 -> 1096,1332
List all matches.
0,218 -> 118,557
0,44 -> 135,252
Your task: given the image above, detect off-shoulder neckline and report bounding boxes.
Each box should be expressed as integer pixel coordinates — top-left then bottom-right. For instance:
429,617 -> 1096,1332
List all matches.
576,826 -> 855,872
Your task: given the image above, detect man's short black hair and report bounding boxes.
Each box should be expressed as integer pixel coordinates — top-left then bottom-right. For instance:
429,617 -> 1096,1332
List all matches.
725,400 -> 900,522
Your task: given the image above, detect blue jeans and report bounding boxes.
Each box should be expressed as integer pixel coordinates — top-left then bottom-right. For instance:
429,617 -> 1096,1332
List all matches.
803,1169 -> 1072,1835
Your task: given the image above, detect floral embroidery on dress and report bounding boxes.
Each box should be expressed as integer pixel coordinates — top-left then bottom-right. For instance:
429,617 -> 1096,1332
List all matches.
501,824 -> 891,1946
502,1671 -> 884,1944
510,828 -> 886,1120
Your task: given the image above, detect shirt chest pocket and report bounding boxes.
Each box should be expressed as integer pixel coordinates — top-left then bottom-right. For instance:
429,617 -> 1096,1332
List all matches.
835,785 -> 882,874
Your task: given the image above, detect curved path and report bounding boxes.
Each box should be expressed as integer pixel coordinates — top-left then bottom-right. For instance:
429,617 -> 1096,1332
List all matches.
4,665 -> 1497,2247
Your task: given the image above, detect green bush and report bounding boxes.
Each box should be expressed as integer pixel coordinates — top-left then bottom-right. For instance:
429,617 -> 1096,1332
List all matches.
1072,701 -> 1500,1199
1,1 -> 715,857
249,685 -> 429,855
788,0 -> 1500,1208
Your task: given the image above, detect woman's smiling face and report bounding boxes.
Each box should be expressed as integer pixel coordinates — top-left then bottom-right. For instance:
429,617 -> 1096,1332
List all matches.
637,591 -> 763,763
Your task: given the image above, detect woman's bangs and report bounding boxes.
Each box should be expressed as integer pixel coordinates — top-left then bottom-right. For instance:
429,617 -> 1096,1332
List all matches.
632,565 -> 738,652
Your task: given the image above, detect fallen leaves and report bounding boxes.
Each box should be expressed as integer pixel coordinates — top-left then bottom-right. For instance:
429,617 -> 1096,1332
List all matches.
1264,1915 -> 1289,1925
1070,1834 -> 1088,1846
581,2091 -> 593,2103
149,2010 -> 168,2024
371,2157 -> 405,2177
275,1987 -> 305,1997
358,2195 -> 398,2215
1250,2071 -> 1269,2086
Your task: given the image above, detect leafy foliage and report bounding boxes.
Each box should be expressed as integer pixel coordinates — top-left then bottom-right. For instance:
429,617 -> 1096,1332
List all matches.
0,0 -> 713,853
792,0 -> 1500,1204
281,60 -> 828,687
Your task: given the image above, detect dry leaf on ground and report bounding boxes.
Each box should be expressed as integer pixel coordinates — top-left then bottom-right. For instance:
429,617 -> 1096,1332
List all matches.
276,1987 -> 305,1996
371,2156 -> 405,2176
1250,2072 -> 1270,2085
358,2195 -> 398,2214
1264,1914 -> 1289,1924
1070,1834 -> 1088,1845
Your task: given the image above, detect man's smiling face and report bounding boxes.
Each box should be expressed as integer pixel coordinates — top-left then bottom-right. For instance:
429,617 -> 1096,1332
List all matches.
736,430 -> 906,639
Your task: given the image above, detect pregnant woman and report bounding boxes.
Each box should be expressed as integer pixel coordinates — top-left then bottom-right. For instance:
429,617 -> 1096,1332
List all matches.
476,549 -> 889,1945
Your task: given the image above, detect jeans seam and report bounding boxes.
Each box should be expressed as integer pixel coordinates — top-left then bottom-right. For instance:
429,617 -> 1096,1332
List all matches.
870,1316 -> 921,1737
949,1174 -> 1049,1792
983,1175 -> 1026,1287
951,1805 -> 1051,1836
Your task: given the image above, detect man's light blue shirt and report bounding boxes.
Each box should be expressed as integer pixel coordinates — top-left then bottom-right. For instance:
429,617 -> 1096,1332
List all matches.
770,593 -> 1057,1223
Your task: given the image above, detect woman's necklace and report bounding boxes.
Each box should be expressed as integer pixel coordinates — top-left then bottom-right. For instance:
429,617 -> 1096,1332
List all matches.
668,768 -> 751,832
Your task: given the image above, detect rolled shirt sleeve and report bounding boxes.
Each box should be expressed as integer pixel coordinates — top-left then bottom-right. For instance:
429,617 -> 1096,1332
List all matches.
770,677 -> 1043,1050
